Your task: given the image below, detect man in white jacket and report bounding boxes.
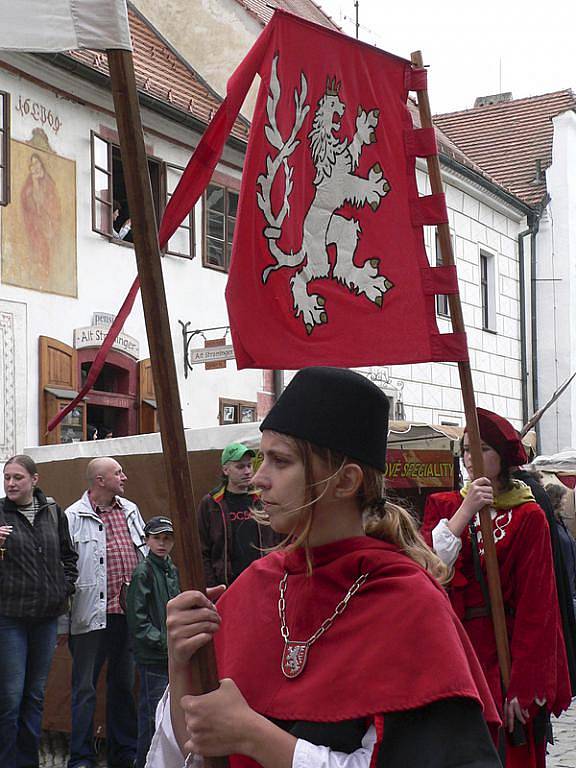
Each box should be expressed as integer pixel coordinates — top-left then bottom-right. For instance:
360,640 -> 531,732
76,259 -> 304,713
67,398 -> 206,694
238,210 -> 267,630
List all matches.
65,457 -> 146,768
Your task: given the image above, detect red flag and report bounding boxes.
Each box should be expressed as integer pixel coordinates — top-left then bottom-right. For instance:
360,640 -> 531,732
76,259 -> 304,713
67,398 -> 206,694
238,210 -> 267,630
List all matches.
226,12 -> 466,368
160,10 -> 467,369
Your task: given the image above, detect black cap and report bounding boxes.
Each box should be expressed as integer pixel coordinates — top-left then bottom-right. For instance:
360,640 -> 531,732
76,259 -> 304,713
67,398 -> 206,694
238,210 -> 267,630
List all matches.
144,516 -> 174,536
260,367 -> 389,470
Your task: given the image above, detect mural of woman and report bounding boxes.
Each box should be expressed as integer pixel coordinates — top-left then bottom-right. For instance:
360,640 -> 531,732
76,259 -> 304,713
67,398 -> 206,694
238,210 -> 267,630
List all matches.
20,152 -> 62,284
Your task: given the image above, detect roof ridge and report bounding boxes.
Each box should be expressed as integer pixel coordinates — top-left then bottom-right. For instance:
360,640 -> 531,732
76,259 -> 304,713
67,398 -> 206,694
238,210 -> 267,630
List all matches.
435,88 -> 576,119
233,0 -> 340,30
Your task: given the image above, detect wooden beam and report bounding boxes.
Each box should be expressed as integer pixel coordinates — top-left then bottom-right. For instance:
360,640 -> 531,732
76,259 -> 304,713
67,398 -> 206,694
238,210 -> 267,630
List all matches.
411,50 -> 512,688
107,49 -> 228,767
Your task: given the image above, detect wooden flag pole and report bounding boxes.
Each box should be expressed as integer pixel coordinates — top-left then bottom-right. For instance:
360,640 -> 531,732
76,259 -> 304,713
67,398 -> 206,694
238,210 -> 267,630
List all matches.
106,49 -> 228,767
411,51 -> 512,688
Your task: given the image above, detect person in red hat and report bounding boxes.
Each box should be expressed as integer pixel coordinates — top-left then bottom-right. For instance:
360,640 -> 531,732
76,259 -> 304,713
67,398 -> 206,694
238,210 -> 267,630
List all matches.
422,408 -> 571,767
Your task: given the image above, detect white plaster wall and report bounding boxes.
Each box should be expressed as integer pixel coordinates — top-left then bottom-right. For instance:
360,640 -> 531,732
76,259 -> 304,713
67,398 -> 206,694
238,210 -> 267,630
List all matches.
0,298 -> 27,461
537,110 -> 576,453
0,56 -> 261,450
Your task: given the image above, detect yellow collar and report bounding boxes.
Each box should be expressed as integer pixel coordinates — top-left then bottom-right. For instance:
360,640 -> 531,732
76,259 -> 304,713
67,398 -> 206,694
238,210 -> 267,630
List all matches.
460,479 -> 534,510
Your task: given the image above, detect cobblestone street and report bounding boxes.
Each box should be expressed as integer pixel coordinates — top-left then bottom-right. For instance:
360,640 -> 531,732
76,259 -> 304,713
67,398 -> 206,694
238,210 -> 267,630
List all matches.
549,701 -> 576,768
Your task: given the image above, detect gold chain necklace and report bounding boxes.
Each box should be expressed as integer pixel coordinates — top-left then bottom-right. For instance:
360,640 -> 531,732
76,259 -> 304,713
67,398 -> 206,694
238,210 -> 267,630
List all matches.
278,570 -> 369,679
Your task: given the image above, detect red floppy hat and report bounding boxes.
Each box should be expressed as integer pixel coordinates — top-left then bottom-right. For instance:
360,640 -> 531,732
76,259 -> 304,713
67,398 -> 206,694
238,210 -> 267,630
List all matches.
466,408 -> 528,467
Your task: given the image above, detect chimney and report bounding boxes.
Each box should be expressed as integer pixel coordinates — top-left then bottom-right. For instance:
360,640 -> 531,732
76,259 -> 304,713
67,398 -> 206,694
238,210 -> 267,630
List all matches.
533,159 -> 545,184
474,92 -> 512,108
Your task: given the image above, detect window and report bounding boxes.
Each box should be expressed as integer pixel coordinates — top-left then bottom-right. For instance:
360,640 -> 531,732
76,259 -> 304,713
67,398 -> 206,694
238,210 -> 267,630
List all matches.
434,230 -> 454,318
219,398 -> 257,425
91,132 -> 180,248
165,163 -> 195,258
0,91 -> 10,206
480,250 -> 497,331
203,182 -> 239,272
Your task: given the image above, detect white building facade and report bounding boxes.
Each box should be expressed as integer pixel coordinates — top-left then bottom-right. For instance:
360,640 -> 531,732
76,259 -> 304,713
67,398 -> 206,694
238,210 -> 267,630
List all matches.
387,160 -> 529,429
537,109 -> 576,452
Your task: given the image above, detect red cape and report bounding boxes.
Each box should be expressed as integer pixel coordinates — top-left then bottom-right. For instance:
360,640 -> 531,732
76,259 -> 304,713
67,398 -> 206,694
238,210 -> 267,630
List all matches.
214,536 -> 500,726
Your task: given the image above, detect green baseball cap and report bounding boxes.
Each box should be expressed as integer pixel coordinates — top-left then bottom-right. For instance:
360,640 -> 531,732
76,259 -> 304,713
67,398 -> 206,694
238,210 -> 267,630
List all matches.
221,442 -> 255,466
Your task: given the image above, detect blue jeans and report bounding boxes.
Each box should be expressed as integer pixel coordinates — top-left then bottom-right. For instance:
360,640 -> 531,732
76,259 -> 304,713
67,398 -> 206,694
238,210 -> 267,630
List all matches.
68,614 -> 137,768
135,663 -> 168,768
0,615 -> 58,768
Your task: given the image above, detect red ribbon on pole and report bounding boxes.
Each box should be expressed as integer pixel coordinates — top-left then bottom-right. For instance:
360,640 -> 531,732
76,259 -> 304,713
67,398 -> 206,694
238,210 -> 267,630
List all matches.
47,275 -> 141,433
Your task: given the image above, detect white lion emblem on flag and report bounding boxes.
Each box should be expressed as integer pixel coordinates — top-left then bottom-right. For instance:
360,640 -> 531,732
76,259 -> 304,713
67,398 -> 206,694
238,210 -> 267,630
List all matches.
258,55 -> 394,334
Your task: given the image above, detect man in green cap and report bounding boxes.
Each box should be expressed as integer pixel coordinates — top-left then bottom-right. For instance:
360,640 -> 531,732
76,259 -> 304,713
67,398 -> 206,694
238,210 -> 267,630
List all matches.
197,442 -> 277,586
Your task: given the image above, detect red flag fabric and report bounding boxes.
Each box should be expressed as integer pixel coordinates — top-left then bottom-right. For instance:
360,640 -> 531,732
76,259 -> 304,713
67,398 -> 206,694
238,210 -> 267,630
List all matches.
158,11 -> 468,369
161,10 -> 468,369
228,13 -> 467,368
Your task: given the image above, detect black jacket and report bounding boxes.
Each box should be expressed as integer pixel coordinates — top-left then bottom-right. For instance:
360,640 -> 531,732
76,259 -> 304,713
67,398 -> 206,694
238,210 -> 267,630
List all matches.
197,484 -> 278,587
514,469 -> 576,695
0,487 -> 78,618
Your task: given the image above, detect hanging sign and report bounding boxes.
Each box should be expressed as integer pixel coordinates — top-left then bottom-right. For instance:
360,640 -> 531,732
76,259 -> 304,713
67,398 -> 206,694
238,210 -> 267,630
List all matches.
384,449 -> 454,489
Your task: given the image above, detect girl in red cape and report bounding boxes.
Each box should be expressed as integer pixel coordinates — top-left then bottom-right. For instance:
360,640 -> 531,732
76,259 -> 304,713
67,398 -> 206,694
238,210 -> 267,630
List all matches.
421,408 -> 571,768
149,368 -> 502,768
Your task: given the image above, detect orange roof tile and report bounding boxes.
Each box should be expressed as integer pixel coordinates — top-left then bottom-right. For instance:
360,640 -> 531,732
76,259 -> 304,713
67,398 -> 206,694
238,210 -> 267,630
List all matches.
64,7 -> 250,143
434,90 -> 576,207
235,0 -> 339,28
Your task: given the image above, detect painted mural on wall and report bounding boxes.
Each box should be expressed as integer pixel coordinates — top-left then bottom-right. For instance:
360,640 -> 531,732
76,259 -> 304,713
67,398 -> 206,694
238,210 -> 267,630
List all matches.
1,138 -> 77,297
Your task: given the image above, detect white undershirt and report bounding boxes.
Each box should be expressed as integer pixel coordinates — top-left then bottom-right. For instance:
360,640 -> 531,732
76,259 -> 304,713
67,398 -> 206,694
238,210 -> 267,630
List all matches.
145,688 -> 377,768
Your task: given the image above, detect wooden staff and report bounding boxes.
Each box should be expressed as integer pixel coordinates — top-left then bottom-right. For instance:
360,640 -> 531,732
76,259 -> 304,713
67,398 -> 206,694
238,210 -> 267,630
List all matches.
107,49 -> 228,768
411,51 -> 512,688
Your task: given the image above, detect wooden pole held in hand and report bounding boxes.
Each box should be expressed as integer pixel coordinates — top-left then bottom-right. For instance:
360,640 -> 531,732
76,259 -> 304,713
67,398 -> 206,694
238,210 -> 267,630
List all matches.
107,49 -> 228,767
411,50 -> 512,688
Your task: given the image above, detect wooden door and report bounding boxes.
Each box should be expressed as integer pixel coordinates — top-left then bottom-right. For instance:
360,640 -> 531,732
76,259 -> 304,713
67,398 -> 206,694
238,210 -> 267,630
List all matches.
138,358 -> 158,434
39,336 -> 78,444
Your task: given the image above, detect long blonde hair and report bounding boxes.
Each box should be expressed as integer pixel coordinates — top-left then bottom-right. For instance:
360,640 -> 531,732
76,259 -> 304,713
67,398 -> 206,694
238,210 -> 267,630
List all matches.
254,435 -> 451,586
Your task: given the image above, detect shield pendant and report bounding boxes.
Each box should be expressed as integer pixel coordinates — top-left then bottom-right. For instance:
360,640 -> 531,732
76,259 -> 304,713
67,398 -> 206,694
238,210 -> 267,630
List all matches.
281,641 -> 309,679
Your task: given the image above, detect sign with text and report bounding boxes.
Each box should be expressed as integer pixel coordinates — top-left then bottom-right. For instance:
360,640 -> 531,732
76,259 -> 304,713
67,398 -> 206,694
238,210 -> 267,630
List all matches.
384,449 -> 455,489
74,326 -> 139,359
188,344 -> 235,367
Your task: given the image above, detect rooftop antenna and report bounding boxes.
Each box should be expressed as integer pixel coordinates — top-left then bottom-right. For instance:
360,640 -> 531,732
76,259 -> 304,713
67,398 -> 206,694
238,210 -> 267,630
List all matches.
355,0 -> 359,39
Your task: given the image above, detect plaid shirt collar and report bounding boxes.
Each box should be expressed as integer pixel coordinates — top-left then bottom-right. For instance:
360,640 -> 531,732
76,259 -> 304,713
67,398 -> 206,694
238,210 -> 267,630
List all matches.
88,491 -> 123,516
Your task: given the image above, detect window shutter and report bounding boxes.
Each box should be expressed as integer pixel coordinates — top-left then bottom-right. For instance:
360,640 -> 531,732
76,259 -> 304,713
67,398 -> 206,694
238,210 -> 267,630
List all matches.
0,91 -> 10,206
164,163 -> 195,258
138,358 -> 158,433
91,131 -> 113,235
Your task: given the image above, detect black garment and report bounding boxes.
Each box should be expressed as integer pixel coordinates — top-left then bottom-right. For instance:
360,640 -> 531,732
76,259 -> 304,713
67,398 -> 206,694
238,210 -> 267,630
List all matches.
224,491 -> 262,579
197,484 -> 278,586
0,487 -> 78,618
513,469 -> 576,695
274,698 -> 501,767
556,517 -> 576,611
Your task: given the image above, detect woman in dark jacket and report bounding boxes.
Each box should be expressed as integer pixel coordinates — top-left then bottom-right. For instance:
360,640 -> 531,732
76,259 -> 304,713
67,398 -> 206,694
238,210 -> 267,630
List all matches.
0,454 -> 78,768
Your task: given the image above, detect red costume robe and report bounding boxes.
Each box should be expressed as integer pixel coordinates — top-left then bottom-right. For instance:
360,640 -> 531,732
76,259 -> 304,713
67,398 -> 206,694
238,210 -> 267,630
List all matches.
213,536 -> 501,767
422,493 -> 571,766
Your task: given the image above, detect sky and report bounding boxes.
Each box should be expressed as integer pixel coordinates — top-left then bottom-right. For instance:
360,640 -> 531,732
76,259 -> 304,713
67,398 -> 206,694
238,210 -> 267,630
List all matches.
317,0 -> 574,114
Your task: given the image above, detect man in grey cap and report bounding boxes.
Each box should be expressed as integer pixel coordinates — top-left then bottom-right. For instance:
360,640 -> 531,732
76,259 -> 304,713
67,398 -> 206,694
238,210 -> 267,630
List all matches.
197,442 -> 277,586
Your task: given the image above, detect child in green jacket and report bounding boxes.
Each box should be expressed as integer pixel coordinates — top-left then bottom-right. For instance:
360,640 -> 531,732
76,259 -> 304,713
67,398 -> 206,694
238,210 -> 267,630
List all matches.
126,516 -> 180,768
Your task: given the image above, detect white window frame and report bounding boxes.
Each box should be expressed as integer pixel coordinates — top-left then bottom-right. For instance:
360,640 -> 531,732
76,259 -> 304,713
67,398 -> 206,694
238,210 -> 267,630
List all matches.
479,247 -> 498,332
